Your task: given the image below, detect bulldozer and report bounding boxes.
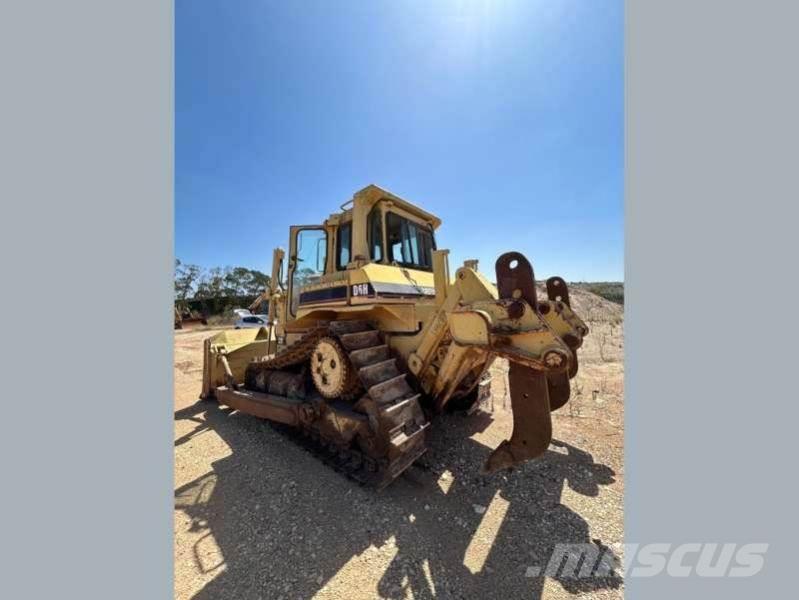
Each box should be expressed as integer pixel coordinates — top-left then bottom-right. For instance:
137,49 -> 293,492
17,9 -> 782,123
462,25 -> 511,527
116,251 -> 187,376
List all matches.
200,185 -> 588,488
174,301 -> 208,329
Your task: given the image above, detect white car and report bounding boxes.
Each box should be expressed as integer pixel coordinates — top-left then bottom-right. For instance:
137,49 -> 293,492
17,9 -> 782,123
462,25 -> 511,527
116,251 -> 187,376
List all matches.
232,309 -> 269,329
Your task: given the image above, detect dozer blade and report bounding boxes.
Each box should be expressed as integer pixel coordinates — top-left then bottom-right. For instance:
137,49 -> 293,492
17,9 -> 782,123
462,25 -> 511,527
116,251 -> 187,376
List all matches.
482,362 -> 552,473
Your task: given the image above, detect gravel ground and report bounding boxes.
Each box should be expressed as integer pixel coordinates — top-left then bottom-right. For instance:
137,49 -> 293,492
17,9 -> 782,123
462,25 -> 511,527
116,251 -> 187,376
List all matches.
174,293 -> 624,599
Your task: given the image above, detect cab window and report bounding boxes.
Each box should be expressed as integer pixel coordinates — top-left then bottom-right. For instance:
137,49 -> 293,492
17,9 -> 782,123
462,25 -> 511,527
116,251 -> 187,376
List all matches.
291,227 -> 327,316
368,207 -> 383,262
336,222 -> 352,270
386,212 -> 435,270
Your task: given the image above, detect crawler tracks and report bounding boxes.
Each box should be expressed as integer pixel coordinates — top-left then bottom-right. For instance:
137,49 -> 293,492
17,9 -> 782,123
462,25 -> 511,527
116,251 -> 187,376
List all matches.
244,320 -> 429,488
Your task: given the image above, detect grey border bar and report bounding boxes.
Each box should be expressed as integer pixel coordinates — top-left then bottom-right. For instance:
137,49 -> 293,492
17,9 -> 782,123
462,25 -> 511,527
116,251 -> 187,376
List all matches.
627,0 -> 798,596
2,1 -> 173,598
3,1 -> 799,598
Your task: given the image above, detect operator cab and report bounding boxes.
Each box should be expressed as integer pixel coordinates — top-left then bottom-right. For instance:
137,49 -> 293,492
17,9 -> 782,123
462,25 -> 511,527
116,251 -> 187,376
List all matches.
287,185 -> 441,317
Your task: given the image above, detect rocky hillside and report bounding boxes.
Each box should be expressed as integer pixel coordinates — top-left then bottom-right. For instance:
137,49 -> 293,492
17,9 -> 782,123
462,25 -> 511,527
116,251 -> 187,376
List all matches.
490,285 -> 624,418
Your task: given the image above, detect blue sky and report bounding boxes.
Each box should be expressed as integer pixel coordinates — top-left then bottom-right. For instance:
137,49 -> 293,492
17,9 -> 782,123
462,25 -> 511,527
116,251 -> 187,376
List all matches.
176,0 -> 623,281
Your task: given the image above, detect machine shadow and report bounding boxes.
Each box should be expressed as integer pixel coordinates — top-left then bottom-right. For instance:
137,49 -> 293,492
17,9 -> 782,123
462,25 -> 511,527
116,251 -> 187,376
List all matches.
175,400 -> 622,599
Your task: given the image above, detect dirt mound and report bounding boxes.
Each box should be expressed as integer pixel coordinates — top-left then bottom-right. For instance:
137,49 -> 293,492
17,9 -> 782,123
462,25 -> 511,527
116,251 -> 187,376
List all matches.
531,283 -> 624,364
490,285 -> 624,421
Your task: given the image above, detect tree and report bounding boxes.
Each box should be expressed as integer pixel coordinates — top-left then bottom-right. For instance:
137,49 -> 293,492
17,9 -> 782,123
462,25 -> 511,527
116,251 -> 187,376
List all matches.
174,259 -> 202,300
223,267 -> 270,296
195,267 -> 224,299
185,262 -> 270,300
244,268 -> 270,295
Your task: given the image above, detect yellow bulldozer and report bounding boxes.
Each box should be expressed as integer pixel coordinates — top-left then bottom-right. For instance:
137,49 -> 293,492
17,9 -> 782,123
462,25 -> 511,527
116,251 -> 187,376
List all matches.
201,185 -> 588,488
174,302 -> 208,329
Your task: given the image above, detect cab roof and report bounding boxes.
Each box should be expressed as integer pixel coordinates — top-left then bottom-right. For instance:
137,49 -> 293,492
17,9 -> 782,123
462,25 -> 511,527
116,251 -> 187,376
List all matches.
350,184 -> 443,230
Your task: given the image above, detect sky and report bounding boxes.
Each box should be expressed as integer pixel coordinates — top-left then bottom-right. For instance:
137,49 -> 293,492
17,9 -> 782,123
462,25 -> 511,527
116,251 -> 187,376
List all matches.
176,0 -> 623,282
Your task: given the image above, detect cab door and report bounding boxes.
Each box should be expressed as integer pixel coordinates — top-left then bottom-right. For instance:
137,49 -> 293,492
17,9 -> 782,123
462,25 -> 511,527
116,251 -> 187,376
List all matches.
287,225 -> 328,318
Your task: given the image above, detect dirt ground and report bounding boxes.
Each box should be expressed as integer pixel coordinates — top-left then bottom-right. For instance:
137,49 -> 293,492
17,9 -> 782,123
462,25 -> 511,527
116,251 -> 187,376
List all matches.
174,290 -> 624,599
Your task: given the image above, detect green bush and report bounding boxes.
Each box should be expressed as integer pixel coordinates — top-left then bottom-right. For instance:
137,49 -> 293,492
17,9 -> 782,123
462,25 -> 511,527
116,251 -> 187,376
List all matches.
181,295 -> 260,317
575,282 -> 624,305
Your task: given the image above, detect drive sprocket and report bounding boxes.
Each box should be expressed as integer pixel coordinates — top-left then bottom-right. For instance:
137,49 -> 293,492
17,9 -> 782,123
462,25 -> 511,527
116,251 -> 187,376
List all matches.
310,336 -> 360,399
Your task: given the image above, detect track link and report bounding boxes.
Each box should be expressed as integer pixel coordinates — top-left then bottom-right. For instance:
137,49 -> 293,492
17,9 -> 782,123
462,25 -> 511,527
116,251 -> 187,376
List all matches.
244,320 -> 429,488
267,422 -> 381,487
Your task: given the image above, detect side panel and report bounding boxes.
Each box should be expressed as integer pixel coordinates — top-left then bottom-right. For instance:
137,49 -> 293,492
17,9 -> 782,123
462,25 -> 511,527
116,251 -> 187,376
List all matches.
292,303 -> 419,333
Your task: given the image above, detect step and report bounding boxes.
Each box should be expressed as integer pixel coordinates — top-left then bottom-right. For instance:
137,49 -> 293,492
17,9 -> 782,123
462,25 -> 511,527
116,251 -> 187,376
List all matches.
382,394 -> 424,429
384,438 -> 428,482
339,330 -> 382,351
389,422 -> 429,455
358,358 -> 400,389
368,374 -> 412,405
328,320 -> 372,335
349,344 -> 390,369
